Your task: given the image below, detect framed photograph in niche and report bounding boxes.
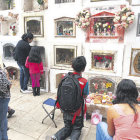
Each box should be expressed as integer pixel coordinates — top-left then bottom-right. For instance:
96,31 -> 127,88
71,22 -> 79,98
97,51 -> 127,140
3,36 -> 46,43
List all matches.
137,13 -> 140,36
130,49 -> 140,76
91,51 -> 114,71
24,16 -> 44,37
55,17 -> 76,37
54,45 -> 77,67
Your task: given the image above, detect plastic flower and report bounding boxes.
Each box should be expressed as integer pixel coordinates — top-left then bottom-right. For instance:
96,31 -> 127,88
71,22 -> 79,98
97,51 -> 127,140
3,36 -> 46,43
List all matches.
114,6 -> 134,29
75,9 -> 91,29
121,16 -> 127,21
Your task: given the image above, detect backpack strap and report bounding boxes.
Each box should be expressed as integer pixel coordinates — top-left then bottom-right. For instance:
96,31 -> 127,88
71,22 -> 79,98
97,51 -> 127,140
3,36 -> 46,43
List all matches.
71,76 -> 87,124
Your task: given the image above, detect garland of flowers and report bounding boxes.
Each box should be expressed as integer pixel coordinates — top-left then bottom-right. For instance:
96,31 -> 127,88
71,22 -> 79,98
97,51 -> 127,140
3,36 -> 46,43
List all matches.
113,6 -> 134,29
75,9 -> 91,29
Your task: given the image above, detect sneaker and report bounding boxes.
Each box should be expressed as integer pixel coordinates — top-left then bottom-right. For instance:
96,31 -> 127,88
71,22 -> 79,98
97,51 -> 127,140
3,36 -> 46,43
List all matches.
21,90 -> 32,94
7,109 -> 15,118
20,89 -> 24,93
51,136 -> 57,140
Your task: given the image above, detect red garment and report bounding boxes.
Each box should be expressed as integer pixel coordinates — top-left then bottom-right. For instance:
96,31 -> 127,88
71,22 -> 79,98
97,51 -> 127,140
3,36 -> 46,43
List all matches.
25,56 -> 44,74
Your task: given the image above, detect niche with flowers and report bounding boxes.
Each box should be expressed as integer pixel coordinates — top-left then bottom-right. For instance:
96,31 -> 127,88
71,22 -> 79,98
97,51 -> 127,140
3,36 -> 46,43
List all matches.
0,12 -> 18,36
55,17 -> 76,37
89,77 -> 116,95
87,11 -> 116,38
86,11 -> 124,43
91,51 -> 114,71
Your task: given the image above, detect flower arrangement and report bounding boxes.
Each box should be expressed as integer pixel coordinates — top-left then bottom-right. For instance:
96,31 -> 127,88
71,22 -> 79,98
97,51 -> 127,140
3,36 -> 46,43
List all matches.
75,9 -> 91,29
93,19 -> 115,36
94,55 -> 112,62
113,6 -> 134,29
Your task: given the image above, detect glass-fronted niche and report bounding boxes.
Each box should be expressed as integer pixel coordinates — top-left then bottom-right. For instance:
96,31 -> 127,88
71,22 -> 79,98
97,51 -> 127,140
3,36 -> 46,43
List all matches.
55,0 -> 75,4
137,13 -> 140,36
130,48 -> 140,76
91,51 -> 114,71
87,11 -> 118,42
56,73 -> 66,88
54,45 -> 77,67
89,77 -> 116,95
93,17 -> 115,36
3,43 -> 14,59
24,16 -> 44,37
55,17 -> 76,37
39,46 -> 46,66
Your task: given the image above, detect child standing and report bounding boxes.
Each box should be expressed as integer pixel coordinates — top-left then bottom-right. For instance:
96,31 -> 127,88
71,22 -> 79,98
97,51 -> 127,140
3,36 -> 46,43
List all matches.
25,47 -> 43,96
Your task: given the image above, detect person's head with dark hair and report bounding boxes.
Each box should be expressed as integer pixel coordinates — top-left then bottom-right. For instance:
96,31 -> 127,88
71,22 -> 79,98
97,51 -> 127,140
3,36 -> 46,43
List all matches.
72,56 -> 86,73
28,46 -> 42,63
21,33 -> 34,43
113,79 -> 138,120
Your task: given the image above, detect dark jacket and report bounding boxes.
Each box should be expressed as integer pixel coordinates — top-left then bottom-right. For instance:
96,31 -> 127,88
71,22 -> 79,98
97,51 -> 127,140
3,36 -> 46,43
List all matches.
15,40 -> 31,65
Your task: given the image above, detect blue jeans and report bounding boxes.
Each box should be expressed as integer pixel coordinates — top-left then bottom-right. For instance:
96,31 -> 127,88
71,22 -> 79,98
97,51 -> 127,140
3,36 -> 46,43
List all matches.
0,98 -> 10,140
96,122 -> 113,140
55,112 -> 83,140
17,62 -> 29,90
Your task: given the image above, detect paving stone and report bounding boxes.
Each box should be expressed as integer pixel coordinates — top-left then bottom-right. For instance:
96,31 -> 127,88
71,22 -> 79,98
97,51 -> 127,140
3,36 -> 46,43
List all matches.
8,129 -> 35,140
7,80 -> 97,140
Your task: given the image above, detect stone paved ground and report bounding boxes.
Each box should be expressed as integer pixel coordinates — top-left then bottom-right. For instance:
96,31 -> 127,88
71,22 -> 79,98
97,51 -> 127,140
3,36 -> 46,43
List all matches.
8,80 -> 96,140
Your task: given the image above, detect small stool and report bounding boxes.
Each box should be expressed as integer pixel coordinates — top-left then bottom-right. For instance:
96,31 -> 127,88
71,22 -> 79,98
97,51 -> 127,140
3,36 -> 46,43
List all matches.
42,98 -> 57,128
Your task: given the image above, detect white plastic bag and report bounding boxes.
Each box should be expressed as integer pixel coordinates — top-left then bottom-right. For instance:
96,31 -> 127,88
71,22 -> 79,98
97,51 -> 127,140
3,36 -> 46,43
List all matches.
91,110 -> 102,125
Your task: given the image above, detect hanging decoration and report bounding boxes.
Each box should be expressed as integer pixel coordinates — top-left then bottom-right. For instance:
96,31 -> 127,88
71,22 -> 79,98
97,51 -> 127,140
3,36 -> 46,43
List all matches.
113,6 -> 134,29
8,12 -> 18,19
0,16 -> 5,21
75,9 -> 91,30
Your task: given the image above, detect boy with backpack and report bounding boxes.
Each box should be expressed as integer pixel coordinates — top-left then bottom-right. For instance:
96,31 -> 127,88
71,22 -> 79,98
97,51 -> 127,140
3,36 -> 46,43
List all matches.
51,56 -> 89,140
